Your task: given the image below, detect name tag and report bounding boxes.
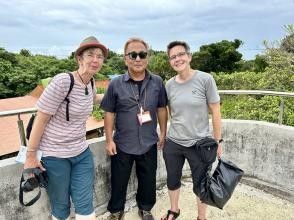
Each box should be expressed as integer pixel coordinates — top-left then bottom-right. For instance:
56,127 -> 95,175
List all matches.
137,111 -> 152,125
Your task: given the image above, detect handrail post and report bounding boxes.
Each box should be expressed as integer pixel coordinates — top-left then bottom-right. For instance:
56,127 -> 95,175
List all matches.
278,98 -> 284,125
17,113 -> 27,146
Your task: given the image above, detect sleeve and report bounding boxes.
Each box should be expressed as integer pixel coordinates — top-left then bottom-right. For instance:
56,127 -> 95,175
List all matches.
157,80 -> 168,108
205,75 -> 220,104
100,80 -> 117,112
36,74 -> 68,115
165,79 -> 171,105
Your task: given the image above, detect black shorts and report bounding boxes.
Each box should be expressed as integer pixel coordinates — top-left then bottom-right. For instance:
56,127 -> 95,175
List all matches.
163,138 -> 211,196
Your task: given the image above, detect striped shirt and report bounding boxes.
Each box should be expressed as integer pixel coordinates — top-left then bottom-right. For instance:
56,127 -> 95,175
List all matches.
36,73 -> 95,158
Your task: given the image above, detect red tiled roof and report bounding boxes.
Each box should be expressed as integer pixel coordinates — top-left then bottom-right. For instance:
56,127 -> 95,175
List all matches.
0,80 -> 109,156
0,96 -> 38,156
95,80 -> 109,89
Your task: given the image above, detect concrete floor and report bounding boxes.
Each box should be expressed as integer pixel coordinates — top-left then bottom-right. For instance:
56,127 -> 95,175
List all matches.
97,181 -> 294,220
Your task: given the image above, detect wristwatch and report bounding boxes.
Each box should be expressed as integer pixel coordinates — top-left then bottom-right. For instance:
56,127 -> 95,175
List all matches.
216,138 -> 224,144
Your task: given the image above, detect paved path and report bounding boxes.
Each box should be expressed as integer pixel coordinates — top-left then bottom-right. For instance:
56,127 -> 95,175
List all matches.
97,182 -> 294,220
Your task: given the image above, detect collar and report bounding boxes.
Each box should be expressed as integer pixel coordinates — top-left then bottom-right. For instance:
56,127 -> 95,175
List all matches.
123,70 -> 151,82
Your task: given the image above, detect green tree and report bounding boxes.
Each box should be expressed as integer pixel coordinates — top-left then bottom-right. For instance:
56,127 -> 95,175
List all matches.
0,48 -> 18,65
106,50 -> 119,59
236,60 -> 255,72
99,63 -> 114,77
215,26 -> 294,126
0,59 -> 14,98
191,39 -> 243,73
148,52 -> 175,81
281,25 -> 294,53
260,26 -> 294,91
19,49 -> 31,57
237,55 -> 268,73
253,55 -> 268,72
106,56 -> 126,74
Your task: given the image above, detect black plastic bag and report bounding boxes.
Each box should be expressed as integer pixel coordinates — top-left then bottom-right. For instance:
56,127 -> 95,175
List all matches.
199,158 -> 244,209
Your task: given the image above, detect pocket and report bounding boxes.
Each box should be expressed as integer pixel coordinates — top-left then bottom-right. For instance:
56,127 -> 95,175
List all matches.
196,137 -> 218,163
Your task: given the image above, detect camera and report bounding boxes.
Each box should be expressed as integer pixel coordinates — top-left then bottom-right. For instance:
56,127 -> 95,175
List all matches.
21,168 -> 48,192
19,167 -> 48,206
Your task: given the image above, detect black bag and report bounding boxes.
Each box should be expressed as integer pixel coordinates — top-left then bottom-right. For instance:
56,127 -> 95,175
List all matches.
195,137 -> 218,163
199,158 -> 244,209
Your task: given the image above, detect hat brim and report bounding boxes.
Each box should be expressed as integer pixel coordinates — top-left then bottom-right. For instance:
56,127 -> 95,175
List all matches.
75,43 -> 108,60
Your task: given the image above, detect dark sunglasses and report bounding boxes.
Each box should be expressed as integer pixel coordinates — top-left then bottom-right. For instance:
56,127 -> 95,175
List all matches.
126,51 -> 148,60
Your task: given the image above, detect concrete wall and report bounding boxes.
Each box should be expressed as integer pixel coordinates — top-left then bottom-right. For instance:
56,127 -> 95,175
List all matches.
0,120 -> 293,219
222,120 -> 294,192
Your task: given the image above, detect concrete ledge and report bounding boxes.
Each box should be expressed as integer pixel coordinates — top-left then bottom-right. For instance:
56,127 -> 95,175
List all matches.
222,119 -> 294,192
0,119 -> 293,219
241,176 -> 294,203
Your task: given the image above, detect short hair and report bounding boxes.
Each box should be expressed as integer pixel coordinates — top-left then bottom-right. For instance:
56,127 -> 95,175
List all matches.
167,41 -> 190,56
124,37 -> 149,54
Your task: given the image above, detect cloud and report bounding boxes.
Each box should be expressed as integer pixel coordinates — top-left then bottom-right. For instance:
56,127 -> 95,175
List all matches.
0,0 -> 293,59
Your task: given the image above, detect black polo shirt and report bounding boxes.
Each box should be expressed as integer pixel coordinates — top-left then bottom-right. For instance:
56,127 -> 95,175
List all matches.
101,71 -> 167,155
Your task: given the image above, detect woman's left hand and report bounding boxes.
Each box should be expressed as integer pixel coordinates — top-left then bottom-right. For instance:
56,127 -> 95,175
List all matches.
157,133 -> 165,149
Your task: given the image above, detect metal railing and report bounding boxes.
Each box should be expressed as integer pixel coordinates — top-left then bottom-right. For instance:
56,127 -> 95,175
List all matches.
218,90 -> 294,97
0,107 -> 104,151
218,90 -> 294,125
0,90 -> 293,155
0,108 -> 37,147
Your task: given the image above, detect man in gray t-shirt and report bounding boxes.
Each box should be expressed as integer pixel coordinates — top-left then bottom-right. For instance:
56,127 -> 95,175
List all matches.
161,41 -> 222,220
166,70 -> 220,147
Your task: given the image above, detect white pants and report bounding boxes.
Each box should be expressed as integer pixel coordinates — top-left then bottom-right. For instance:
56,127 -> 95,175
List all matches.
52,212 -> 95,220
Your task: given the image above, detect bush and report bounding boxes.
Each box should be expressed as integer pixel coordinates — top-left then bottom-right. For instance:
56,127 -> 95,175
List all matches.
92,105 -> 104,121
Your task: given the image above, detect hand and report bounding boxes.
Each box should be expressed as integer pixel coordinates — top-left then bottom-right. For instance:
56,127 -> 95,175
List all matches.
157,133 -> 166,150
217,144 -> 222,159
24,152 -> 46,176
106,140 -> 117,156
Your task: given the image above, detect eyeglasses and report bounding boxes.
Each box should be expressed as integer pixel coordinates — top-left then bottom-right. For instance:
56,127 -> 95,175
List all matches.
84,52 -> 104,60
126,51 -> 148,60
169,52 -> 188,61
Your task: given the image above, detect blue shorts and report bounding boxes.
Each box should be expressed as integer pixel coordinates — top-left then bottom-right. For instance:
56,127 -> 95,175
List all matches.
42,148 -> 94,220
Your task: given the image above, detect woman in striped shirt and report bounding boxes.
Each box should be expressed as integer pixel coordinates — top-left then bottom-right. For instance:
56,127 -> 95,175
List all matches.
24,36 -> 108,220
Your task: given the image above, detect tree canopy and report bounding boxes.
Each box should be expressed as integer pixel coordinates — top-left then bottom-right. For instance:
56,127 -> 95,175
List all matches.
0,26 -> 293,125
191,39 -> 243,73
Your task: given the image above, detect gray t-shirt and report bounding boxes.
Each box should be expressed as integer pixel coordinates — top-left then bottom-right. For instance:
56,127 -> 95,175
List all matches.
166,70 -> 220,147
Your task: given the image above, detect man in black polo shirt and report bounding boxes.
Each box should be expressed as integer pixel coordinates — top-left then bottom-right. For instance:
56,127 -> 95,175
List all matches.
101,38 -> 168,220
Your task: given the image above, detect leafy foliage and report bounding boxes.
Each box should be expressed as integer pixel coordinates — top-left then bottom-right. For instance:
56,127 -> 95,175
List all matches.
0,28 -> 293,126
92,105 -> 104,121
191,39 -> 243,73
220,95 -> 293,125
148,52 -> 175,81
281,25 -> 294,53
215,25 -> 294,126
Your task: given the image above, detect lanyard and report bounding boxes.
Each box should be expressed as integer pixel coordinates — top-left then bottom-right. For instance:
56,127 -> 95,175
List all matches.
130,82 -> 147,112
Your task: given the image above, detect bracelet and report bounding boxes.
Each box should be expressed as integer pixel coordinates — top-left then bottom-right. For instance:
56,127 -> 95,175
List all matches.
26,148 -> 37,152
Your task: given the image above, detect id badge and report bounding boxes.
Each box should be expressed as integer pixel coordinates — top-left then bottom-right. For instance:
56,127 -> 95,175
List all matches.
137,109 -> 152,125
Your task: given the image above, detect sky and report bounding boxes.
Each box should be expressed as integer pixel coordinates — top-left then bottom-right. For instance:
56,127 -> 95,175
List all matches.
1,0 -> 293,60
